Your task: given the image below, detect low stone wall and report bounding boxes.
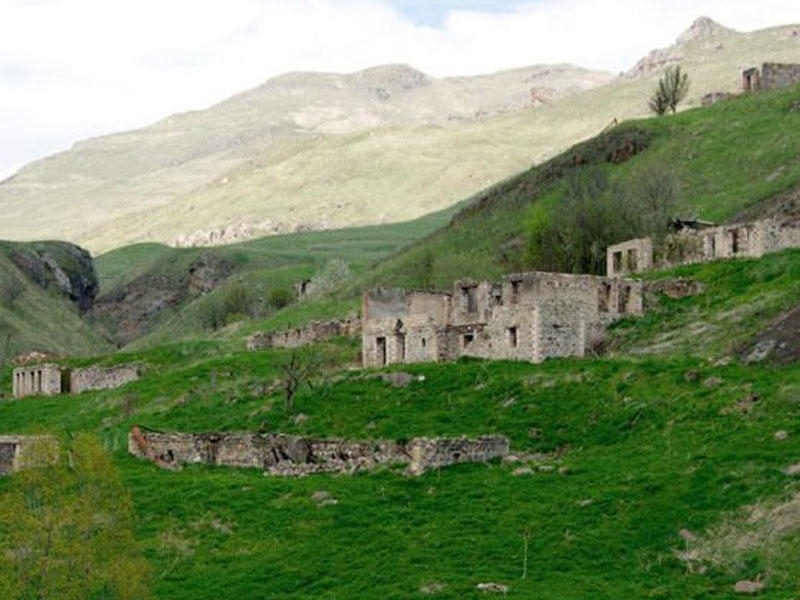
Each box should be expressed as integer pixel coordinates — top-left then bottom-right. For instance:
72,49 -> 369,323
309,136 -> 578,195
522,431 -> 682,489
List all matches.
128,427 -> 508,476
247,318 -> 361,351
69,364 -> 140,394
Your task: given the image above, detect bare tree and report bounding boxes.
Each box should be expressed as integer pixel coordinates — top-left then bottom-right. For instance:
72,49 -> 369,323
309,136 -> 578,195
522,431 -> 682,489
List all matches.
278,351 -> 320,413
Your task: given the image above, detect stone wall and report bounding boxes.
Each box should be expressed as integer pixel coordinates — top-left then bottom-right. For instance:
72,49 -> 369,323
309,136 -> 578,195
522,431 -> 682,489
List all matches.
0,435 -> 58,475
362,271 -> 643,367
606,238 -> 654,277
128,426 -> 508,476
607,219 -> 800,277
12,364 -> 63,398
247,318 -> 361,351
761,63 -> 800,90
70,364 -> 140,394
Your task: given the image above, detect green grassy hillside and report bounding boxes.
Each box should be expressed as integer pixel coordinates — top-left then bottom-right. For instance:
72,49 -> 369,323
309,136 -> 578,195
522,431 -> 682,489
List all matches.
93,204 -> 460,348
3,249 -> 800,597
0,252 -> 112,363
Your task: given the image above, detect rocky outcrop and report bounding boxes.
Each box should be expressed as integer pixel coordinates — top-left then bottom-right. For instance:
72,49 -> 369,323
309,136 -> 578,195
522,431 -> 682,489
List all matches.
2,240 -> 98,312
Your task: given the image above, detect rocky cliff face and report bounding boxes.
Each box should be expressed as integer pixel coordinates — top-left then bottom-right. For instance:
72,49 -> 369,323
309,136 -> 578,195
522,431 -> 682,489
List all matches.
1,241 -> 98,312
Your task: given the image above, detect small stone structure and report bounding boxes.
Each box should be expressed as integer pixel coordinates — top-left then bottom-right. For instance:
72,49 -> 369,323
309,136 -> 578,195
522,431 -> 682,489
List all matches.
247,317 -> 361,351
70,365 -> 141,394
128,426 -> 508,476
362,271 -> 643,367
0,435 -> 58,476
11,364 -> 64,398
607,218 -> 800,277
743,63 -> 800,92
10,363 -> 140,399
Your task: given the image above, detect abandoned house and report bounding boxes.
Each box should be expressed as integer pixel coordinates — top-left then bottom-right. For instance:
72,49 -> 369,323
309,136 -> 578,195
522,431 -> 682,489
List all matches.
606,218 -> 800,277
742,63 -> 800,92
362,271 -> 643,367
11,363 -> 141,399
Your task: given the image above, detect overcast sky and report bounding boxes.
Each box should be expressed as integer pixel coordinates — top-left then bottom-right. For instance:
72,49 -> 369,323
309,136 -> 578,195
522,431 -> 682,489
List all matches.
1,0 -> 799,180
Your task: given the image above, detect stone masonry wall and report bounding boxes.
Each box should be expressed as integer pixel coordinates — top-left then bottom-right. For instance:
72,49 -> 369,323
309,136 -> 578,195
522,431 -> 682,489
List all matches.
129,427 -> 508,476
0,435 -> 58,475
362,271 -> 643,367
70,364 -> 140,394
12,364 -> 63,398
607,219 -> 800,277
761,63 -> 800,90
247,318 -> 361,351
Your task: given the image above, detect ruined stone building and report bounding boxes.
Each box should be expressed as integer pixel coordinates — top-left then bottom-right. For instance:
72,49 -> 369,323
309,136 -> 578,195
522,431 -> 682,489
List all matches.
0,435 -> 57,476
362,271 -> 643,368
11,363 -> 140,399
607,218 -> 800,277
742,63 -> 800,92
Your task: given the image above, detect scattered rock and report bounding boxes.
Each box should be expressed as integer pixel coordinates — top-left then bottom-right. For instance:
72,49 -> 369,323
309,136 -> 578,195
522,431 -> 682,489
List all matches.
766,166 -> 786,182
311,490 -> 338,507
678,528 -> 698,543
501,397 -> 516,408
721,393 -> 760,415
648,278 -> 705,299
774,430 -> 790,441
577,498 -> 593,507
503,454 -> 521,464
528,428 -> 542,439
512,467 -> 534,476
558,465 -> 571,475
293,413 -> 309,425
538,465 -> 555,473
788,100 -> 800,113
734,580 -> 764,594
782,462 -> 800,476
381,372 -> 414,388
420,582 -> 446,595
684,370 -> 700,383
476,582 -> 509,594
702,376 -> 723,389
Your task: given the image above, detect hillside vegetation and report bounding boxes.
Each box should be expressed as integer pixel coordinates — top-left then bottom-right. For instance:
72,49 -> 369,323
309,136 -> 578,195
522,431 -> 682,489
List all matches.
3,248 -> 800,597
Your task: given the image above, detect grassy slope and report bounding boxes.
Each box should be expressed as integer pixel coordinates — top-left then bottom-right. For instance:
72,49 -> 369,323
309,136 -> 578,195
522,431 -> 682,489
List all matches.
94,204 -> 460,349
4,249 -> 800,597
0,253 -> 112,359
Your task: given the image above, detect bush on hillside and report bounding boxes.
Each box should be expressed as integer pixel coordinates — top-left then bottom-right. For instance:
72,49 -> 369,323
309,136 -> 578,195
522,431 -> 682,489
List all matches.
527,165 -> 679,274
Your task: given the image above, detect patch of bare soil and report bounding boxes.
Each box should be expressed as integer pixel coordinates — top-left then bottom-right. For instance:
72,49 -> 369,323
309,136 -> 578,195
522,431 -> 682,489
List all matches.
740,304 -> 800,365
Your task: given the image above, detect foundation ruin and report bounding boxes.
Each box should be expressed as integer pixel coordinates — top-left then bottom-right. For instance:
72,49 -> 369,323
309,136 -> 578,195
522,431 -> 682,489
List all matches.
607,218 -> 800,277
128,426 -> 508,476
0,435 -> 58,476
361,271 -> 643,368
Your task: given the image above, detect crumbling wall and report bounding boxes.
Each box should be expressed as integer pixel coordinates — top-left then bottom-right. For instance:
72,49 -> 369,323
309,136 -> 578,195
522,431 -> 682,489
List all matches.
11,364 -> 63,398
0,435 -> 58,475
70,364 -> 140,394
247,318 -> 361,351
362,271 -> 642,367
128,427 -> 508,476
761,63 -> 800,90
606,238 -> 653,277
